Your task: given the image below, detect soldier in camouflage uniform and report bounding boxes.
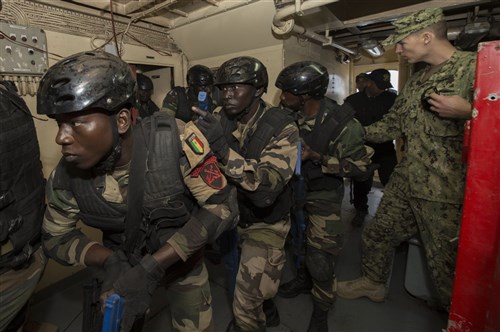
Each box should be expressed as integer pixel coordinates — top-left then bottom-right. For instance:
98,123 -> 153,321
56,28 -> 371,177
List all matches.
37,51 -> 239,331
162,64 -> 217,122
135,73 -> 159,119
337,8 -> 476,310
193,56 -> 299,332
274,61 -> 374,332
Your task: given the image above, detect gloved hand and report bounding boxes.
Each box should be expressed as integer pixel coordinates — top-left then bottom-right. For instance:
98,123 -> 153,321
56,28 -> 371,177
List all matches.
113,254 -> 165,332
351,162 -> 380,182
101,250 -> 131,293
195,112 -> 229,161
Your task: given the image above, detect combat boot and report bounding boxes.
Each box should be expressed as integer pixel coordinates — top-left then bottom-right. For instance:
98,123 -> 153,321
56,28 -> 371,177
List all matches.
306,301 -> 329,332
277,267 -> 312,298
263,298 -> 280,327
337,276 -> 386,302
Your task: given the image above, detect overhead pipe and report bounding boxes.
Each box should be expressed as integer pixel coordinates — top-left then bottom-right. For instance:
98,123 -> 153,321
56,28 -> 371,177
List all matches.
165,0 -> 260,29
272,0 -> 357,55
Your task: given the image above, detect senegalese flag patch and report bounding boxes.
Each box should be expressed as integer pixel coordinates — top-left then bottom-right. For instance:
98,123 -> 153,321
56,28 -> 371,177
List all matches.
186,132 -> 204,155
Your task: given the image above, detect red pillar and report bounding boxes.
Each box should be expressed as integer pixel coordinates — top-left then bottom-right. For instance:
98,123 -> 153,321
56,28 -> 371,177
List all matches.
447,41 -> 500,332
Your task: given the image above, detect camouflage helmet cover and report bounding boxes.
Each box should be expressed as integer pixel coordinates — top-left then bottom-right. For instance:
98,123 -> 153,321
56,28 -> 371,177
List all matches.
215,56 -> 268,91
187,64 -> 214,86
275,61 -> 329,98
37,51 -> 136,115
382,8 -> 445,46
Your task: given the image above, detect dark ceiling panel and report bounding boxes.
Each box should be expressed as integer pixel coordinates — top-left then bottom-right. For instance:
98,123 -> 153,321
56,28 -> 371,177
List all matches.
325,0 -> 432,22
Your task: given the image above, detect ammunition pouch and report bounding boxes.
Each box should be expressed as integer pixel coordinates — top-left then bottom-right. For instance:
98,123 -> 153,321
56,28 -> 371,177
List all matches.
0,241 -> 40,275
127,203 -> 191,265
303,162 -> 343,192
341,161 -> 380,182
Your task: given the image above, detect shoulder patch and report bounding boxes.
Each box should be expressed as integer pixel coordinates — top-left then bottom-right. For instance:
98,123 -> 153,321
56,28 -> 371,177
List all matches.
191,155 -> 224,190
185,132 -> 204,155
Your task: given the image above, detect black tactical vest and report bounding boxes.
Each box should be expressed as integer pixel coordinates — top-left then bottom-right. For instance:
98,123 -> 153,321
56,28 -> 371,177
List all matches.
220,103 -> 295,225
53,113 -> 194,252
301,98 -> 355,192
0,84 -> 45,270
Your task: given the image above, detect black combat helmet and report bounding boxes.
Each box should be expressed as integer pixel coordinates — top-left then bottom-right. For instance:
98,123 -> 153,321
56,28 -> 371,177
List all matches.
187,65 -> 214,87
37,51 -> 136,116
215,56 -> 268,92
275,61 -> 329,99
137,73 -> 154,91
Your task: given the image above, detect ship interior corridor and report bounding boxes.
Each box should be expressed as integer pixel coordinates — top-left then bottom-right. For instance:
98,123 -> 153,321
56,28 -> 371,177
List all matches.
28,181 -> 448,332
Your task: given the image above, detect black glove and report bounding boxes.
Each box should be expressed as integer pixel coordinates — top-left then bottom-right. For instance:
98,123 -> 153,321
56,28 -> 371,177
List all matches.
195,112 -> 229,161
345,162 -> 380,182
113,254 -> 165,332
101,250 -> 131,293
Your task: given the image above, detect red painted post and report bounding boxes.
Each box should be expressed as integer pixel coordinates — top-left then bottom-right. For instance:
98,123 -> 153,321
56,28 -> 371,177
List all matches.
447,41 -> 500,332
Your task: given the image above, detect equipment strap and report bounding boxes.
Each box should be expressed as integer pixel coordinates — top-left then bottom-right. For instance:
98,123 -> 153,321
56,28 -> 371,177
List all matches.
122,122 -> 148,257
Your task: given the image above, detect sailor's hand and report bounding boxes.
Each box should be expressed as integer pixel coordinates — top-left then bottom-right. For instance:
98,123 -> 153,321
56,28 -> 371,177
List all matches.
427,93 -> 472,119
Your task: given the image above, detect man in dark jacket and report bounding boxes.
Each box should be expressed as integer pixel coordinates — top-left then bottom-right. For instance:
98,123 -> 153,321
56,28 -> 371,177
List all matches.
161,64 -> 217,122
344,68 -> 398,226
135,73 -> 159,119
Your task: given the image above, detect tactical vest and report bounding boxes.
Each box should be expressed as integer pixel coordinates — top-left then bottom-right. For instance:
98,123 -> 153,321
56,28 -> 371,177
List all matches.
137,100 -> 159,119
0,85 -> 45,271
53,113 -> 195,253
220,103 -> 294,225
301,98 -> 355,192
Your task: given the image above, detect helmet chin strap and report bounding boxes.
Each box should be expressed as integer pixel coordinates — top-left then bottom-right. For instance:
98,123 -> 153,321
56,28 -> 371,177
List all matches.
94,114 -> 122,175
299,95 -> 308,108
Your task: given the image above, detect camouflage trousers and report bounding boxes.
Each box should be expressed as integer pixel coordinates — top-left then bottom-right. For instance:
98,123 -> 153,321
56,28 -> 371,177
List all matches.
362,170 -> 462,308
233,219 -> 290,331
166,261 -> 213,331
0,247 -> 46,331
305,197 -> 345,308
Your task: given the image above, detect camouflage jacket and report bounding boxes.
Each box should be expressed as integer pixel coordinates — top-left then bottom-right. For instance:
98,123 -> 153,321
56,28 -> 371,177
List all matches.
297,98 -> 373,201
218,101 -> 299,195
215,101 -> 299,247
364,50 -> 476,204
42,119 -> 237,266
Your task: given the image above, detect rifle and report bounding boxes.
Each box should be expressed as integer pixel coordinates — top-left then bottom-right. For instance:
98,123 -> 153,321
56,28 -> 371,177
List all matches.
291,142 -> 307,269
82,278 -> 103,332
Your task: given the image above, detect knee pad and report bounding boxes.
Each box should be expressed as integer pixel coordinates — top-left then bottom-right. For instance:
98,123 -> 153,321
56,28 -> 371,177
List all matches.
305,247 -> 334,282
